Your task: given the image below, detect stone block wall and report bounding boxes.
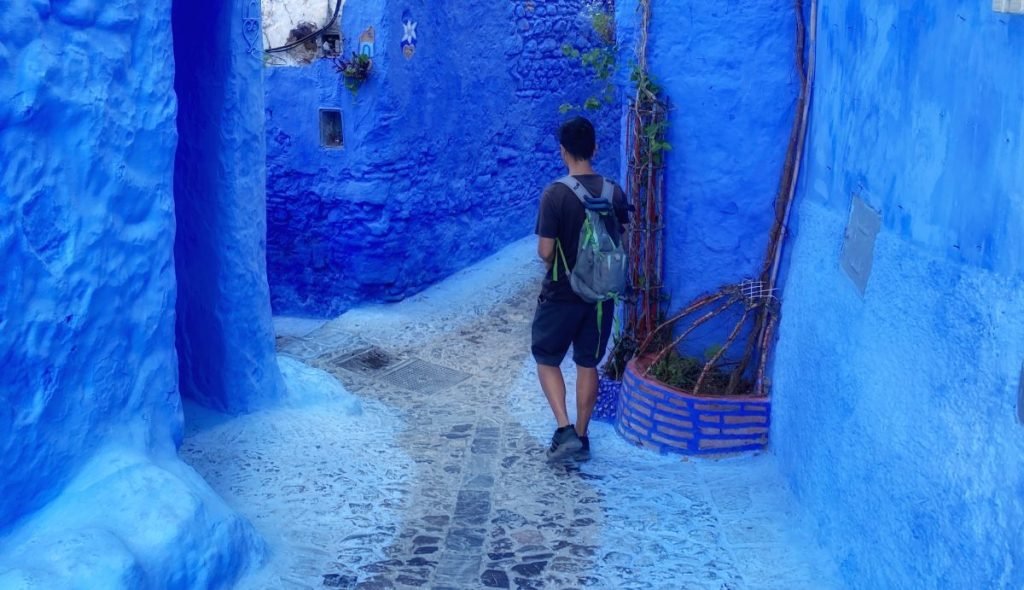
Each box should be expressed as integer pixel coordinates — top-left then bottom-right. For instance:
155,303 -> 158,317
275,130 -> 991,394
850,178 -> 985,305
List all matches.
264,0 -> 619,317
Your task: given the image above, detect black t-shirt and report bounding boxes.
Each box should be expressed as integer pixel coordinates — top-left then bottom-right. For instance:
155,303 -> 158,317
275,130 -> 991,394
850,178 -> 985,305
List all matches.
535,174 -> 630,303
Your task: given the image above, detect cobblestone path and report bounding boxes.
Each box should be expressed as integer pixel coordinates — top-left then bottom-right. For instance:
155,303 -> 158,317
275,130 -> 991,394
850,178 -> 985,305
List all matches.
182,240 -> 840,590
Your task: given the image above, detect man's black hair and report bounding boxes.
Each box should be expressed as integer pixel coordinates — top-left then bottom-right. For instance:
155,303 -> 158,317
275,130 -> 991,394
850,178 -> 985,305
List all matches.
558,117 -> 596,161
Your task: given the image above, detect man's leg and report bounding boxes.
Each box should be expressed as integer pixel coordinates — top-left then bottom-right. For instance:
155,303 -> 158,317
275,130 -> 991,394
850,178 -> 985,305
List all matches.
571,300 -> 615,439
537,364 -> 570,427
532,298 -> 587,461
531,298 -> 579,427
574,365 -> 598,437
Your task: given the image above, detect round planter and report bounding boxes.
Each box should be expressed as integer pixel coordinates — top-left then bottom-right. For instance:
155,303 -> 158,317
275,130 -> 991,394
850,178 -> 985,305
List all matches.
615,359 -> 770,455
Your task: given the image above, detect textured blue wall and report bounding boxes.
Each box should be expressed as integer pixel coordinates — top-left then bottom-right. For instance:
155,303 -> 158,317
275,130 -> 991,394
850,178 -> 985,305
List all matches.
265,0 -> 619,316
0,0 -> 182,531
174,0 -> 285,412
646,0 -> 797,312
0,1 -> 270,584
773,3 -> 1024,588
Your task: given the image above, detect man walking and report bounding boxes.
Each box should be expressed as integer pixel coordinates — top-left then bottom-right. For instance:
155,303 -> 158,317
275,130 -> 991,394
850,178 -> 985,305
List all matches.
532,117 -> 629,462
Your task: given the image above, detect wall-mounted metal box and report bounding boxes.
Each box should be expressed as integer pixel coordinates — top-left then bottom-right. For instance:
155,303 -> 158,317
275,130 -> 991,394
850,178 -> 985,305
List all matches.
841,196 -> 882,296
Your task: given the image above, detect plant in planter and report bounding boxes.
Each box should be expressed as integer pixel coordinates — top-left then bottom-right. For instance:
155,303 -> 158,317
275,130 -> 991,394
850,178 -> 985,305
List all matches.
646,335 -> 757,398
635,280 -> 778,398
334,52 -> 373,94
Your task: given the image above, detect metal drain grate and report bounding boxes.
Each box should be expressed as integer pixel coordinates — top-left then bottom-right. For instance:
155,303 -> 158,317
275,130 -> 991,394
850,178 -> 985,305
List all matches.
332,347 -> 404,375
380,358 -> 470,394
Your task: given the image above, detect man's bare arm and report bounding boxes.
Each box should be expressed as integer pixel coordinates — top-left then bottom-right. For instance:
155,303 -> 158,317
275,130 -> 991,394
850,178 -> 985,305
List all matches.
538,237 -> 555,269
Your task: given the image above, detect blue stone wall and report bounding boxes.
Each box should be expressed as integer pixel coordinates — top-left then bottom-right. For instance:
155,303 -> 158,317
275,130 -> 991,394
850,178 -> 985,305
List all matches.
0,0 -> 182,531
265,0 -> 620,317
1,3 -> 266,585
174,0 -> 285,412
645,0 -> 798,316
772,3 -> 1024,588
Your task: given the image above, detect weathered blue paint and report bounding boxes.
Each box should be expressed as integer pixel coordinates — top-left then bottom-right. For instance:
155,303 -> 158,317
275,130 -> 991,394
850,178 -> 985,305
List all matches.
265,0 -> 619,317
0,0 -> 181,533
174,0 -> 285,412
646,1 -> 798,315
772,3 -> 1024,588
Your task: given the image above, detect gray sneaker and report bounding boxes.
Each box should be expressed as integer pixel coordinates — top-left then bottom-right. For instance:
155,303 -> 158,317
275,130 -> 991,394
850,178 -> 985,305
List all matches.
546,425 -> 583,462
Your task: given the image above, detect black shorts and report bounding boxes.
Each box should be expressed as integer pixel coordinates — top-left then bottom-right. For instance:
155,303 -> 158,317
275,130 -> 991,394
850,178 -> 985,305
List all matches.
531,296 -> 614,369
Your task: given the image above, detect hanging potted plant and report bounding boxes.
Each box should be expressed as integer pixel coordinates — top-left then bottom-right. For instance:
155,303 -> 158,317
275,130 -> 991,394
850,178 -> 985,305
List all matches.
334,52 -> 373,94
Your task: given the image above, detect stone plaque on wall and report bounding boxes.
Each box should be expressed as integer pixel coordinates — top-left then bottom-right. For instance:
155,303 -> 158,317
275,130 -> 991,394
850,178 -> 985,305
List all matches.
841,196 -> 882,296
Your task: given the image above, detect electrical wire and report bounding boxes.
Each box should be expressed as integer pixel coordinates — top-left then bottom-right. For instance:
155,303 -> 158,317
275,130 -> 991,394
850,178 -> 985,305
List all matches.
265,0 -> 341,54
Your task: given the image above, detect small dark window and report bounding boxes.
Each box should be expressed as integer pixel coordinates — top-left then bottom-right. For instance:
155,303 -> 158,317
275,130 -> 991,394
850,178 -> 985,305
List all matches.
319,109 -> 342,148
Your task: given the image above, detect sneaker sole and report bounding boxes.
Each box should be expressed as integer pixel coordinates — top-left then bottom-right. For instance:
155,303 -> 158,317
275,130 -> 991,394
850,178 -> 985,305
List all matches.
546,438 -> 584,462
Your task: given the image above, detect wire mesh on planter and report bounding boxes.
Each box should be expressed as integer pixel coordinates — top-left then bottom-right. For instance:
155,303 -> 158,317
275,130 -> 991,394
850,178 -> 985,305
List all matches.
593,376 -> 622,422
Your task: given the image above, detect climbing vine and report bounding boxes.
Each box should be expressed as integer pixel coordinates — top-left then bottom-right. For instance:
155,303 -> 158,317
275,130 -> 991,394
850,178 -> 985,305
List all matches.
605,0 -> 671,380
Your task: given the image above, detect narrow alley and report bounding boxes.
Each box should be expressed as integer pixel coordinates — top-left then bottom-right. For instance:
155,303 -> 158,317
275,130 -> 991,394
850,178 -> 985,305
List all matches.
181,239 -> 839,590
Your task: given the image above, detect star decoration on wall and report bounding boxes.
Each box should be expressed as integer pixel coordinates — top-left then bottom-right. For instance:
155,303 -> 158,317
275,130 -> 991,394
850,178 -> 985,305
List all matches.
400,14 -> 418,60
402,20 -> 418,45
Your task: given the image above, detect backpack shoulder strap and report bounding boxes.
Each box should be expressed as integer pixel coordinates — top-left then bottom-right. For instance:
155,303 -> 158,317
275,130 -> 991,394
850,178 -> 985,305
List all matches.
556,176 -> 613,211
555,176 -> 594,203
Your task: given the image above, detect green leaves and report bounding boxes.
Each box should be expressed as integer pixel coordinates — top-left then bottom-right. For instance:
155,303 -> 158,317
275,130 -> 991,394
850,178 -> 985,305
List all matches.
581,48 -> 616,81
558,5 -> 619,116
591,10 -> 614,45
630,63 -> 662,96
643,121 -> 672,153
560,45 -> 617,114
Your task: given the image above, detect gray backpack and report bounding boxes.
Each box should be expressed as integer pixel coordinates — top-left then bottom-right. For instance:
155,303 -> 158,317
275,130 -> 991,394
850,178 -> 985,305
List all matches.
554,176 -> 628,304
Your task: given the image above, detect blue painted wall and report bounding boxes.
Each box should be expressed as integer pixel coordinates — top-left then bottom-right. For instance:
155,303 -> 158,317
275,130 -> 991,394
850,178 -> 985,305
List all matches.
645,0 -> 797,314
0,0 -> 182,532
1,1 -> 267,585
265,0 -> 620,317
174,0 -> 285,412
0,5 -> 268,590
772,3 -> 1024,588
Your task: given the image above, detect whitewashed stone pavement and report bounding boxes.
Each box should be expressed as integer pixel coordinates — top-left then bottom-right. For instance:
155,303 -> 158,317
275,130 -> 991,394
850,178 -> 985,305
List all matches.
181,238 -> 842,590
